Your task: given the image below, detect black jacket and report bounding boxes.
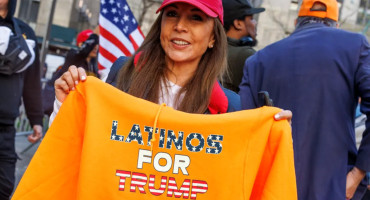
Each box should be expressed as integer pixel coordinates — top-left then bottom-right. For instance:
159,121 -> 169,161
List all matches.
52,33 -> 100,81
222,37 -> 256,93
0,0 -> 43,126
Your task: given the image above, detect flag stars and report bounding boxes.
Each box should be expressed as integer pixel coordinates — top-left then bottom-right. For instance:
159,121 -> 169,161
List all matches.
132,18 -> 136,24
130,131 -> 135,136
113,17 -> 119,23
102,8 -> 108,14
124,15 -> 129,21
119,136 -> 123,141
123,27 -> 128,33
101,0 -> 106,5
111,8 -> 117,14
113,121 -> 117,126
177,145 -> 181,150
216,136 -> 221,140
135,125 -> 139,130
207,149 -> 211,153
111,135 -> 116,140
124,5 -> 129,11
160,136 -> 164,141
109,0 -> 114,4
116,2 -> 121,7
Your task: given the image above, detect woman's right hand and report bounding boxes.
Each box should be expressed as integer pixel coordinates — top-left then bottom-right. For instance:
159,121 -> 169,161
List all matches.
54,65 -> 87,103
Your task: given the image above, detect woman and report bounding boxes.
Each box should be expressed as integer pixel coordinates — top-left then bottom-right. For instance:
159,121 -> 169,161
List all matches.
52,0 -> 291,121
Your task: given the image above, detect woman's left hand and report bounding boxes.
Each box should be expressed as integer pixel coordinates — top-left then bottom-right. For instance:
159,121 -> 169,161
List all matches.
274,110 -> 292,124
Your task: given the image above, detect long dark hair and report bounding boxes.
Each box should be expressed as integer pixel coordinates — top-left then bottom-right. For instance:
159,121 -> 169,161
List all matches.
116,12 -> 227,113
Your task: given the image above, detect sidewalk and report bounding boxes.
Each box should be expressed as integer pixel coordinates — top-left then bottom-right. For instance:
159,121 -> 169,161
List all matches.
14,134 -> 41,188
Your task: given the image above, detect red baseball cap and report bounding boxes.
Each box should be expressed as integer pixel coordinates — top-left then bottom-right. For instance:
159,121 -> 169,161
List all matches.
298,0 -> 338,21
76,29 -> 93,45
156,0 -> 224,24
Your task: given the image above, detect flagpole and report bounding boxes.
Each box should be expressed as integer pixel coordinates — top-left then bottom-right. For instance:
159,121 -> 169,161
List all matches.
39,0 -> 57,72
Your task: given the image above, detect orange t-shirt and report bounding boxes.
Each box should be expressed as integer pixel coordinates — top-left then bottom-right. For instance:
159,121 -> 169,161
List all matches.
12,77 -> 297,200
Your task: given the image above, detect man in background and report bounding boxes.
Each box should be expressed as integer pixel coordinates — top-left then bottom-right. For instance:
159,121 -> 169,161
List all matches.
222,0 -> 265,93
239,0 -> 370,199
0,0 -> 43,199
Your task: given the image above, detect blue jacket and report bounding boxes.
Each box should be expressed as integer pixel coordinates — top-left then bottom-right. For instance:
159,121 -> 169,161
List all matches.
106,56 -> 241,113
240,23 -> 370,200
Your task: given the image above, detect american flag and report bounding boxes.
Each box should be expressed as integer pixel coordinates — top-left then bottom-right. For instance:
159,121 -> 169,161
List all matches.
98,0 -> 145,80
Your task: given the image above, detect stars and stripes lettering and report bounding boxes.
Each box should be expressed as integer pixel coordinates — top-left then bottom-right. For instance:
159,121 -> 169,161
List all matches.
158,128 -> 166,148
185,133 -> 205,153
167,177 -> 191,198
112,122 -> 214,199
206,135 -> 223,154
110,120 -> 124,141
98,0 -> 144,80
190,180 -> 208,199
116,170 -> 131,191
115,170 -> 208,199
130,172 -> 147,194
125,124 -> 144,145
144,126 -> 155,146
166,130 -> 184,150
109,121 -> 224,155
148,175 -> 167,196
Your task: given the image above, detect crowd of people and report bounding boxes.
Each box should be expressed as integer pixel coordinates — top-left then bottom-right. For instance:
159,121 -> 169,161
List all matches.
0,0 -> 369,199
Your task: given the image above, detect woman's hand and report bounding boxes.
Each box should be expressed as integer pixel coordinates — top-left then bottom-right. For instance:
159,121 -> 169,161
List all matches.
54,65 -> 87,103
274,110 -> 292,124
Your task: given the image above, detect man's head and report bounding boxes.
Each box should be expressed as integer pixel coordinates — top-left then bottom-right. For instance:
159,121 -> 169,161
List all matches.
296,0 -> 338,27
222,0 -> 265,41
0,0 -> 9,19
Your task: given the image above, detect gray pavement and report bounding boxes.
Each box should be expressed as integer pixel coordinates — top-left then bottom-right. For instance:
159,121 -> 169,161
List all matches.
14,134 -> 41,189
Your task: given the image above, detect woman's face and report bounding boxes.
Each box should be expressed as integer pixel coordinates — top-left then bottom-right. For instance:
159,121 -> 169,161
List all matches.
160,3 -> 215,67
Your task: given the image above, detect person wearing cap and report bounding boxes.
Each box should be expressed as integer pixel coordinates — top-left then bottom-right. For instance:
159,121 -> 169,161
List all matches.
239,0 -> 370,199
57,29 -> 100,79
42,29 -> 100,116
222,0 -> 265,93
52,0 -> 291,118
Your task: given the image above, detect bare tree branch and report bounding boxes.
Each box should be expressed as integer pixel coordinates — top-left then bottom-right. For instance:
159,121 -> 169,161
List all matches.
265,0 -> 292,35
138,0 -> 156,25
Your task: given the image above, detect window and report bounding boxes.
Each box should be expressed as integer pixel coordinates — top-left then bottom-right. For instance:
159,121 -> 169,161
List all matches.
18,0 -> 40,23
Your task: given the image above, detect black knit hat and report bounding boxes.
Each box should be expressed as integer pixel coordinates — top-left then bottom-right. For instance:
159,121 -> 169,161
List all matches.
223,0 -> 265,23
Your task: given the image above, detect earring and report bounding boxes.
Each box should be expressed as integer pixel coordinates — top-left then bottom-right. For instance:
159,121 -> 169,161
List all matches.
209,44 -> 214,48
